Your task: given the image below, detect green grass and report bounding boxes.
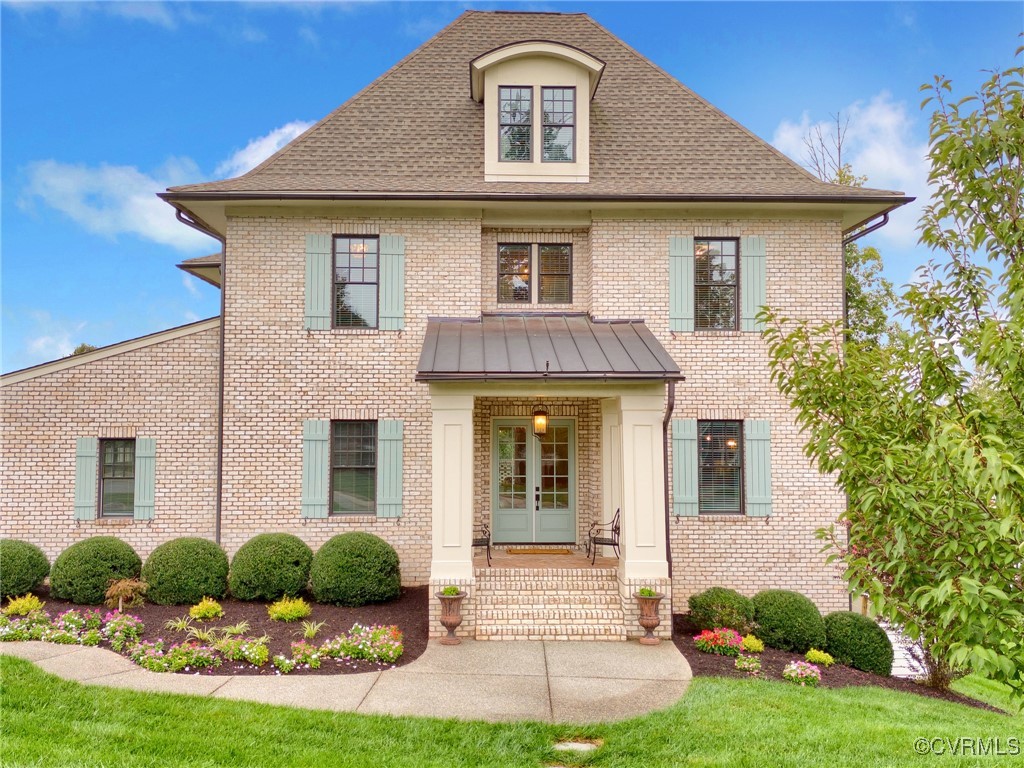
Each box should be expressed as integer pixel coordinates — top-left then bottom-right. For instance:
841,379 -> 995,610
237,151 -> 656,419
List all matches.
953,674 -> 1024,716
1,656 -> 1021,767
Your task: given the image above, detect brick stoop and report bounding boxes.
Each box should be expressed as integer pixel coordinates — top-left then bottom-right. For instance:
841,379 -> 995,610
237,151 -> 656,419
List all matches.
473,566 -> 627,641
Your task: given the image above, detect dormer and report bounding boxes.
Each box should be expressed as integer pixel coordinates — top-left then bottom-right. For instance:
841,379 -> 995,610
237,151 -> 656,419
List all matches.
471,41 -> 604,183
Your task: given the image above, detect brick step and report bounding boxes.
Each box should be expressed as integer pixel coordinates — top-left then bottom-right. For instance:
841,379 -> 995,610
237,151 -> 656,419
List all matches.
476,568 -> 619,578
475,578 -> 620,592
477,608 -> 624,623
476,594 -> 621,608
476,624 -> 627,641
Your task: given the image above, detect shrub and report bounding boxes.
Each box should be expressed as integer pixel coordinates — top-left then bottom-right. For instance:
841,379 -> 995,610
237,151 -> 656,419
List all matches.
310,532 -> 400,607
735,654 -> 762,676
0,540 -> 50,599
687,587 -> 755,634
50,537 -> 141,605
693,627 -> 744,657
229,534 -> 312,601
742,634 -> 764,654
105,578 -> 148,611
824,611 -> 894,677
267,596 -> 311,622
752,590 -> 826,653
142,538 -> 229,605
3,594 -> 45,616
782,661 -> 822,687
189,597 -> 224,621
806,648 -> 835,667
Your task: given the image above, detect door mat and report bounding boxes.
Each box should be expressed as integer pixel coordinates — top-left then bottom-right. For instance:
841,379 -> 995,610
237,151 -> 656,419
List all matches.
505,548 -> 574,555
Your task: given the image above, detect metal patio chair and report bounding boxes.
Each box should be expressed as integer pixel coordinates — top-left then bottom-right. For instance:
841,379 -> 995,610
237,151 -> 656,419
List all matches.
586,508 -> 620,565
473,523 -> 492,567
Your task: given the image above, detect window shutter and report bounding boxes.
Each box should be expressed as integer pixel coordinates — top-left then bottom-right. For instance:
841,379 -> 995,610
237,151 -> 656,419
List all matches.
301,420 -> 330,518
669,236 -> 695,332
133,437 -> 156,521
744,420 -> 772,517
74,437 -> 98,521
379,235 -> 406,331
671,419 -> 698,516
376,419 -> 404,518
740,235 -> 767,332
305,234 -> 332,330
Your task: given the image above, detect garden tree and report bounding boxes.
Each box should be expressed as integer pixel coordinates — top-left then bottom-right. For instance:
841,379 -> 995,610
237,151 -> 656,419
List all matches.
764,52 -> 1024,695
803,114 -> 898,346
70,343 -> 96,356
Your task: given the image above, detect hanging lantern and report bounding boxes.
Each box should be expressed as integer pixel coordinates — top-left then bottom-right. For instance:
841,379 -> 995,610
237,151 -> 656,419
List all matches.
532,404 -> 549,437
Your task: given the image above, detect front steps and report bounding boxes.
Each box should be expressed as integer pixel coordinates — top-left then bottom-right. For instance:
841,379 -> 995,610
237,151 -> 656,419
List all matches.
474,566 -> 627,641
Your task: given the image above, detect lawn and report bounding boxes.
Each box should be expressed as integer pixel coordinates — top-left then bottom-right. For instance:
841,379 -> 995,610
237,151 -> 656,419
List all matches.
2,656 -> 1021,767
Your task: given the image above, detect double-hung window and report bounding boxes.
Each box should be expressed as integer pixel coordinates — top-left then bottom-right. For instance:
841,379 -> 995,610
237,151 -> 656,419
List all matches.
331,420 -> 377,514
499,87 -> 532,162
498,243 -> 573,304
334,236 -> 379,328
99,439 -> 135,517
694,238 -> 739,330
697,421 -> 742,514
542,87 -> 575,162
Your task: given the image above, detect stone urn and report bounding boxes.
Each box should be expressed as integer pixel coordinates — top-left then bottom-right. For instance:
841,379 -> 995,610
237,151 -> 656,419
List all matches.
436,590 -> 467,645
634,591 -> 665,645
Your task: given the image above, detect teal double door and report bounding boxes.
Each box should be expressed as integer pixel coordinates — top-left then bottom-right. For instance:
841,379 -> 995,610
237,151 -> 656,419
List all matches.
492,419 -> 576,544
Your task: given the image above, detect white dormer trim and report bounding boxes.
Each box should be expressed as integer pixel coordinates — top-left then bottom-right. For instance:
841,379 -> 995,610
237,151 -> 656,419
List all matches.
470,40 -> 605,103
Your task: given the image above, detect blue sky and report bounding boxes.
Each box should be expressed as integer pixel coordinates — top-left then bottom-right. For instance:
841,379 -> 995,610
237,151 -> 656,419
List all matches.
2,1 -> 1021,372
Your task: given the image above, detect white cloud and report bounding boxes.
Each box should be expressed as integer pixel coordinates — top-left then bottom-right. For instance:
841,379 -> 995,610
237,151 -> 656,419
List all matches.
773,92 -> 930,248
20,157 -> 214,253
298,26 -> 320,47
24,311 -> 87,363
214,120 -> 314,178
6,1 -> 190,29
239,24 -> 267,43
182,274 -> 203,298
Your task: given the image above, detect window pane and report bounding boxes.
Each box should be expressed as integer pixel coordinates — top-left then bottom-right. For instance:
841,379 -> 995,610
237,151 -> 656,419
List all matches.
100,439 -> 135,517
698,422 -> 742,514
101,479 -> 134,516
500,126 -> 531,161
331,421 -> 377,514
498,244 -> 531,303
539,275 -> 571,303
539,245 -> 570,273
695,239 -> 739,330
542,87 -> 575,125
695,286 -> 736,330
542,126 -> 574,161
332,470 -> 375,514
334,236 -> 378,329
499,87 -> 531,124
335,282 -> 377,328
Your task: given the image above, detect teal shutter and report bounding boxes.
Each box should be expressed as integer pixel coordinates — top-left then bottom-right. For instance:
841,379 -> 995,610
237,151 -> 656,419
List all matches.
74,437 -> 98,521
741,235 -> 767,332
669,236 -> 695,332
744,420 -> 772,517
671,419 -> 698,516
301,420 -> 330,518
133,437 -> 156,520
378,235 -> 405,331
305,234 -> 332,330
376,420 -> 404,518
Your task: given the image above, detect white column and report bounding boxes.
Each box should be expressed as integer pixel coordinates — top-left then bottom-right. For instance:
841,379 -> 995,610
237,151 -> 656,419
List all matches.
618,392 -> 669,580
429,392 -> 475,581
600,398 -> 623,556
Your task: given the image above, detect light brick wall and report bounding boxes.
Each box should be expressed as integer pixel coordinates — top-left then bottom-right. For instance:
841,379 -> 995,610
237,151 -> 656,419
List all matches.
0,326 -> 220,562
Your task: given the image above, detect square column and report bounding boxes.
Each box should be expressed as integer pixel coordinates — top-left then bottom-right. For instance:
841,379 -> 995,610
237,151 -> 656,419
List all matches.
600,397 -> 623,557
618,393 -> 669,580
429,392 -> 476,582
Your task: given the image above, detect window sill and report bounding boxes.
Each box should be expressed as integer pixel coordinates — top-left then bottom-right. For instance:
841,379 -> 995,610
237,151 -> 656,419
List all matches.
308,328 -> 383,336
88,517 -> 141,525
326,515 -> 382,522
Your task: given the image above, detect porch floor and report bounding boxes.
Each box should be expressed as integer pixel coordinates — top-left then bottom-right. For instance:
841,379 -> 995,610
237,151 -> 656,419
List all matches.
474,548 -> 619,570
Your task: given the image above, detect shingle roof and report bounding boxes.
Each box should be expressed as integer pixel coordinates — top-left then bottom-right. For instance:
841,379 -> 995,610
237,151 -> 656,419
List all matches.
166,11 -> 904,202
416,314 -> 682,381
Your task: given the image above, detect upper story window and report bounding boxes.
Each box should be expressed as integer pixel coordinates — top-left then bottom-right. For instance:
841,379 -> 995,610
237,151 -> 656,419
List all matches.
498,243 -> 572,304
100,439 -> 135,517
695,238 -> 739,330
334,236 -> 378,329
542,87 -> 575,162
499,87 -> 532,162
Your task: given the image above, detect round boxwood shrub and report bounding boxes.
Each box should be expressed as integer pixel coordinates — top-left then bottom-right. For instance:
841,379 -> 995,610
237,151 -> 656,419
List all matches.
311,532 -> 401,606
824,611 -> 894,676
142,537 -> 229,605
0,539 -> 50,599
687,587 -> 755,633
228,533 -> 312,601
49,537 -> 141,605
751,589 -> 826,653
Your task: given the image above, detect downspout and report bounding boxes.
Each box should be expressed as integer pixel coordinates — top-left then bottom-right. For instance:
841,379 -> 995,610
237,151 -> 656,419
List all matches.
174,206 -> 227,546
662,380 -> 676,578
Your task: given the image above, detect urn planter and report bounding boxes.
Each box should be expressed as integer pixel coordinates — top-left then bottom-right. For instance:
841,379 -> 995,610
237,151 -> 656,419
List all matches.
436,590 -> 467,645
634,592 -> 665,645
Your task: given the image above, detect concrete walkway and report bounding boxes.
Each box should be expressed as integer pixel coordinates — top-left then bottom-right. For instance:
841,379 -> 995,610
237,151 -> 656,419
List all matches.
1,639 -> 691,724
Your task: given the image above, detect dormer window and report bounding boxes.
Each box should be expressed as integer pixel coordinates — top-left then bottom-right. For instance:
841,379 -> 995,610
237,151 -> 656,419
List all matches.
542,87 -> 575,162
499,87 -> 532,162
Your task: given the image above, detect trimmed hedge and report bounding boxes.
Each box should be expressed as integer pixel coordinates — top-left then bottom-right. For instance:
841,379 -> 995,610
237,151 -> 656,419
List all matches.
0,539 -> 50,599
824,611 -> 894,676
49,537 -> 141,605
142,538 -> 229,605
311,532 -> 401,607
752,589 -> 826,653
228,533 -> 312,601
687,587 -> 755,633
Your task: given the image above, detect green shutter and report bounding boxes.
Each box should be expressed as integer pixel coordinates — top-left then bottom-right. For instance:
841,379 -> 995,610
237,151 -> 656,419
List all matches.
669,236 -> 695,332
301,420 -> 330,518
74,437 -> 98,521
133,437 -> 156,520
671,419 -> 698,516
376,420 -> 404,518
741,235 -> 767,332
305,234 -> 332,330
745,420 -> 772,517
379,235 -> 405,331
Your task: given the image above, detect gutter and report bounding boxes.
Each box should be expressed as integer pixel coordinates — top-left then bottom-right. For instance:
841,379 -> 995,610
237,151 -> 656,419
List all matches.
173,204 -> 228,547
662,380 -> 677,579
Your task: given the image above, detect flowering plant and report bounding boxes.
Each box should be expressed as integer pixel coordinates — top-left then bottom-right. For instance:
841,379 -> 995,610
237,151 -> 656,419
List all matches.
216,637 -> 270,667
734,654 -> 762,676
272,654 -> 296,674
782,661 -> 822,687
289,641 -> 321,669
320,624 -> 404,664
102,612 -> 144,652
693,627 -> 744,657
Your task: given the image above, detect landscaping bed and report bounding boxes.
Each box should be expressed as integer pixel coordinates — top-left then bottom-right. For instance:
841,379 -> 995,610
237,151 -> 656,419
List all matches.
17,585 -> 429,676
672,614 -> 999,712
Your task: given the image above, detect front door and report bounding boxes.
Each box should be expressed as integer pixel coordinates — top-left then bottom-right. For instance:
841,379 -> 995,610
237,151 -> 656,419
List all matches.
492,419 -> 576,543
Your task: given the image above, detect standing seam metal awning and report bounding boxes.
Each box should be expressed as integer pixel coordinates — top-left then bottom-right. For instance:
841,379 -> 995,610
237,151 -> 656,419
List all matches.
416,314 -> 682,381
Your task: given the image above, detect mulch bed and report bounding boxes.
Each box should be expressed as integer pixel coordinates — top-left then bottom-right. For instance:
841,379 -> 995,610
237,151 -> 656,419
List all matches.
33,585 -> 429,676
672,615 -> 1001,713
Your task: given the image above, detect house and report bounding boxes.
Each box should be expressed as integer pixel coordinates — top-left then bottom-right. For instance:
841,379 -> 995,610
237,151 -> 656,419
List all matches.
0,11 -> 909,640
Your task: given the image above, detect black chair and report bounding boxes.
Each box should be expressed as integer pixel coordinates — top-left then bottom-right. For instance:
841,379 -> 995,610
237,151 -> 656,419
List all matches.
473,523 -> 491,567
586,509 -> 621,565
